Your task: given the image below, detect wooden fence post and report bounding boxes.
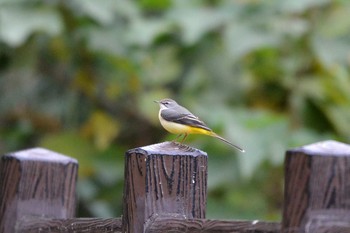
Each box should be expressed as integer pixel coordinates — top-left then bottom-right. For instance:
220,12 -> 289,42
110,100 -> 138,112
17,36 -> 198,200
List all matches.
282,140 -> 350,233
0,148 -> 78,233
122,142 -> 207,233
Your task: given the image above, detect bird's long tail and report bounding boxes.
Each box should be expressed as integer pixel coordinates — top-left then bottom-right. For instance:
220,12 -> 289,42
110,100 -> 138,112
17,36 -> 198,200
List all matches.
209,132 -> 245,152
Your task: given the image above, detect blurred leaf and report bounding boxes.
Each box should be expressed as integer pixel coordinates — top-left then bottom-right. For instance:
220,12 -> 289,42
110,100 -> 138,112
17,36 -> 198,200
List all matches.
272,18 -> 309,38
78,178 -> 99,200
0,6 -> 62,47
314,3 -> 350,37
0,71 -> 39,112
127,19 -> 171,47
40,131 -> 98,177
324,105 -> 350,138
71,0 -> 139,25
224,24 -> 280,59
168,8 -> 230,45
87,201 -> 115,217
140,0 -> 171,10
312,36 -> 350,68
277,0 -> 330,13
81,111 -> 120,150
72,0 -> 119,25
237,110 -> 288,177
140,46 -> 181,85
311,4 -> 350,67
83,27 -> 128,56
289,128 -> 331,148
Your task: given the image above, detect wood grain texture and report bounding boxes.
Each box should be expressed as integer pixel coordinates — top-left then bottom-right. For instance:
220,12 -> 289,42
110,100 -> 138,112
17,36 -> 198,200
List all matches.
145,216 -> 280,233
122,142 -> 207,233
17,217 -> 122,233
301,209 -> 350,233
17,216 -> 281,233
282,140 -> 350,232
0,148 -> 78,233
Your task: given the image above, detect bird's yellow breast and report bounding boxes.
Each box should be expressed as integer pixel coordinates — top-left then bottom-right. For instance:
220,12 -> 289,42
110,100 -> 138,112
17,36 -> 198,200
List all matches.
158,111 -> 212,135
159,113 -> 189,134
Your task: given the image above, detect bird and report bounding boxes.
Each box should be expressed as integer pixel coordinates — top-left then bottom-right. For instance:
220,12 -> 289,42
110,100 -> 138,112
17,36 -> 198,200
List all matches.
154,98 -> 245,152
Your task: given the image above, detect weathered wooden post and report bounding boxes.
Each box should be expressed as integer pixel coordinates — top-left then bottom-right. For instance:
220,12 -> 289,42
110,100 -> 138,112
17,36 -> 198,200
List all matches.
122,142 -> 207,233
0,148 -> 78,233
282,140 -> 350,233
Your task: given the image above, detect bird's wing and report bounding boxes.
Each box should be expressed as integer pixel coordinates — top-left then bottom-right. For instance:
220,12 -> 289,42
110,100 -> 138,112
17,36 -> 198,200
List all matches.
161,107 -> 212,131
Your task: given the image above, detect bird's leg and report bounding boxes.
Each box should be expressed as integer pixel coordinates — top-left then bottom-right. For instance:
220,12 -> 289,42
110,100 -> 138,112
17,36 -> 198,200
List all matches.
173,134 -> 182,142
180,133 -> 188,143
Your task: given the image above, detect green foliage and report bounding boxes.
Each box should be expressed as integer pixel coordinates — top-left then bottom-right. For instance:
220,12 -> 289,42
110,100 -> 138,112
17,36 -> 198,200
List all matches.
1,0 -> 349,221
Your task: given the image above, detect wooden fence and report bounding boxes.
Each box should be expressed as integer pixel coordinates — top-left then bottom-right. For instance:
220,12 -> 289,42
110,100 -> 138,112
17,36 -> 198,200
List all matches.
0,140 -> 350,233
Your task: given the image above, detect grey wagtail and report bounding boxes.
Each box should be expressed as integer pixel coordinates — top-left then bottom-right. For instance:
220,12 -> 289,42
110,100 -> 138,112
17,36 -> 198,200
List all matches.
154,98 -> 245,152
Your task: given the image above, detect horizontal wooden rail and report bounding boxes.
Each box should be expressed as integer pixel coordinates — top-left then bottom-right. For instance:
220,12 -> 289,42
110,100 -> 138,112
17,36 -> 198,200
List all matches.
17,217 -> 122,233
145,216 -> 280,233
12,215 -> 350,233
16,216 -> 281,233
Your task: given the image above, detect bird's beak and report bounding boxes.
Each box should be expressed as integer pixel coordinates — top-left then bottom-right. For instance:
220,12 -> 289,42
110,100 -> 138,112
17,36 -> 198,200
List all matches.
154,100 -> 160,103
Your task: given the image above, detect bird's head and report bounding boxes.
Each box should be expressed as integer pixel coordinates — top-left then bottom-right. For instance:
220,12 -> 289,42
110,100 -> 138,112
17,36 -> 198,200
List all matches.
154,98 -> 178,109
